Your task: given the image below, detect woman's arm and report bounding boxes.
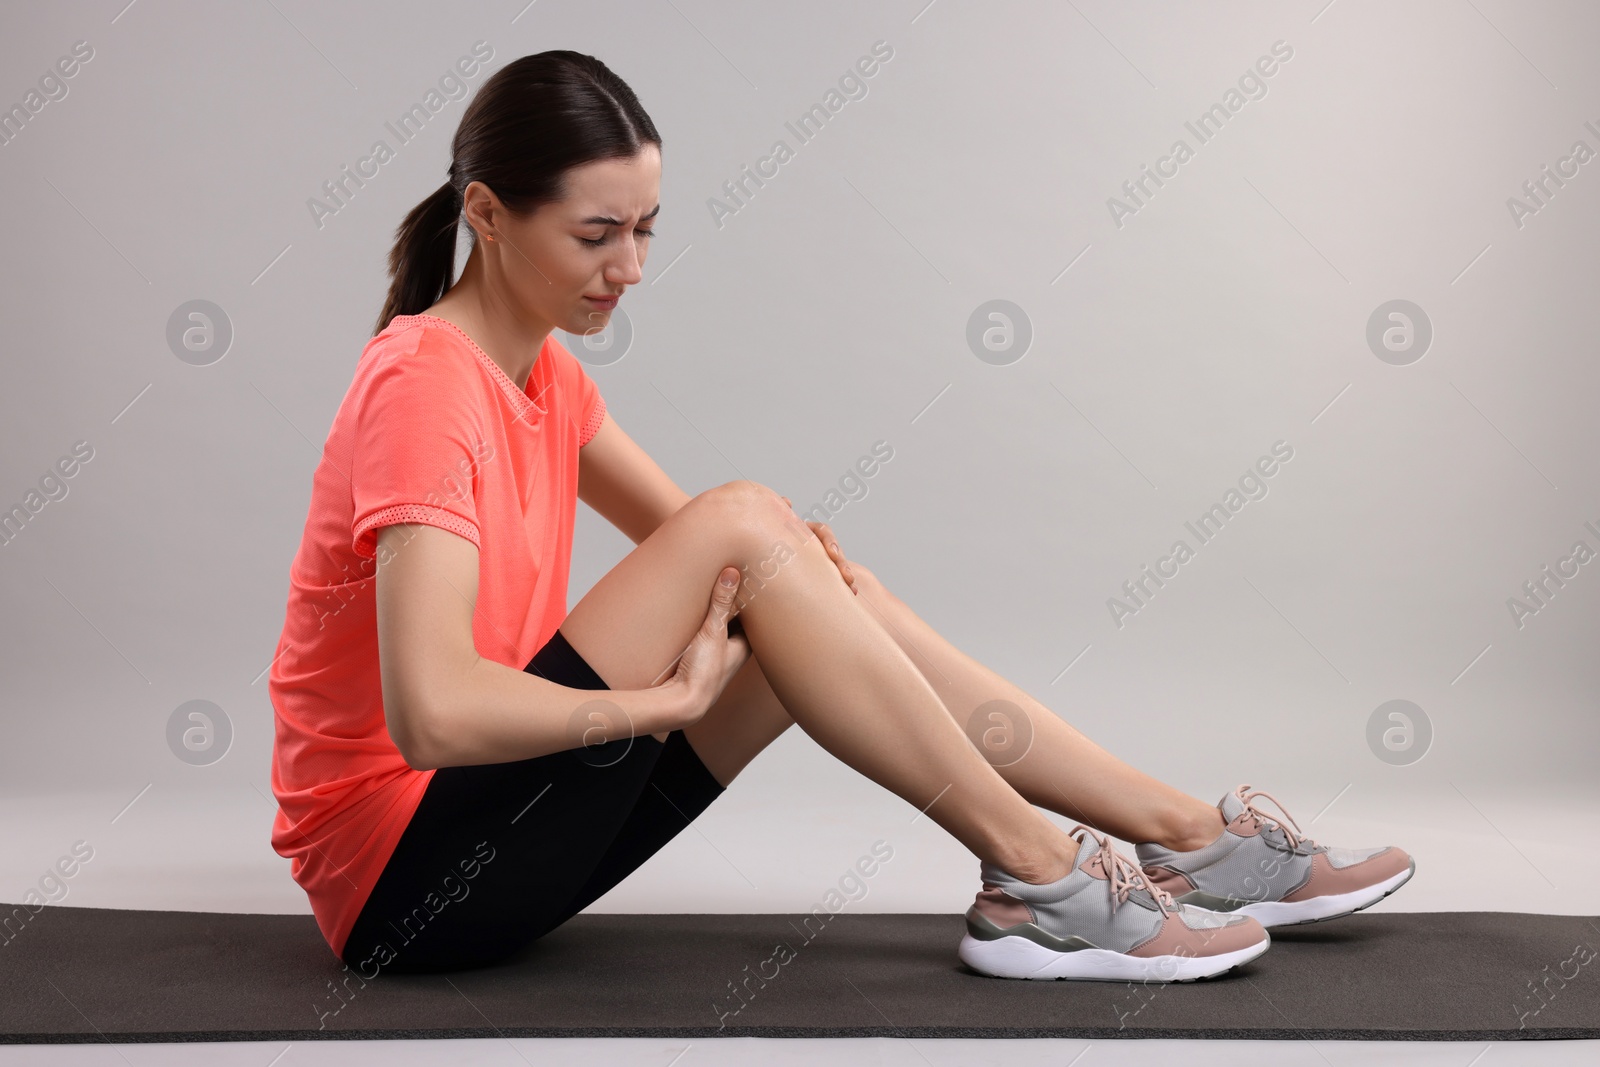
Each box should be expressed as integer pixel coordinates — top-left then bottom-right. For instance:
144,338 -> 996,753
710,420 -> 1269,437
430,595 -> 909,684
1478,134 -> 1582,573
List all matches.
374,521 -> 690,769
577,411 -> 693,545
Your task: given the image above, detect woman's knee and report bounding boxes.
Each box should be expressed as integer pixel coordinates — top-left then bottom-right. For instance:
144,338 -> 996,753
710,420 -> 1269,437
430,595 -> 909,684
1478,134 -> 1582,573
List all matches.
696,479 -> 810,550
704,478 -> 783,513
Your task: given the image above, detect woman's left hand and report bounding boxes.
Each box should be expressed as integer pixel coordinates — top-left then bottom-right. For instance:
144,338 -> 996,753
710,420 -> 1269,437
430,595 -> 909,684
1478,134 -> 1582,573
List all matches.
781,496 -> 857,595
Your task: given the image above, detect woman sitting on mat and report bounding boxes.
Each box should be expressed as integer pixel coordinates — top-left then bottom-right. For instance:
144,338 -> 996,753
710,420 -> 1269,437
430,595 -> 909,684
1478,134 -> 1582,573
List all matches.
268,49 -> 1414,982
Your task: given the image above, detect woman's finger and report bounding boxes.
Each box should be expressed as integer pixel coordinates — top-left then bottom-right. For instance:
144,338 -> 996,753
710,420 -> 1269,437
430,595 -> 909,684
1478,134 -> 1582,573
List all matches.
800,518 -> 854,591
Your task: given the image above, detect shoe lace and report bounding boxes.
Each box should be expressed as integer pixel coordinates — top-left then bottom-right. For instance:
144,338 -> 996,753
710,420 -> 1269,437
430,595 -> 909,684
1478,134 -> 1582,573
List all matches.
1071,824 -> 1177,915
1233,784 -> 1321,854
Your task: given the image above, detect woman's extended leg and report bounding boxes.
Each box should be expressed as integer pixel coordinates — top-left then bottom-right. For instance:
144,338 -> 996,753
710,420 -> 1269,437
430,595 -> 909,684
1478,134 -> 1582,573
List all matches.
842,561 -> 1223,851
671,555 -> 1408,945
670,555 -> 1222,853
560,481 -> 1274,982
558,479 -> 1079,884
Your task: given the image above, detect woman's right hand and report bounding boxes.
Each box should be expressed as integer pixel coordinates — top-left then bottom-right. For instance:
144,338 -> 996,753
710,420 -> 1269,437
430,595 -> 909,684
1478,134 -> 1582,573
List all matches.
665,566 -> 752,728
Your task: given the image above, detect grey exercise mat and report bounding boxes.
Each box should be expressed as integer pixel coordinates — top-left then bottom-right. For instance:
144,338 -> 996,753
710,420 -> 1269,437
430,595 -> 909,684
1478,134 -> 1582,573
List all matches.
1,904 -> 1596,1042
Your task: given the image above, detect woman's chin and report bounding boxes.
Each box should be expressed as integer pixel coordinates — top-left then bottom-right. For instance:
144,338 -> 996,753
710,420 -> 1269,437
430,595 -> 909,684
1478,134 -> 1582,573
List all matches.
574,312 -> 611,334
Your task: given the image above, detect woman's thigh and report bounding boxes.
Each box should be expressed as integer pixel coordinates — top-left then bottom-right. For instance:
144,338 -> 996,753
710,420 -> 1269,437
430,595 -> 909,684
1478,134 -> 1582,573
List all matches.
341,631 -> 722,974
539,721 -> 728,927
558,479 -> 812,696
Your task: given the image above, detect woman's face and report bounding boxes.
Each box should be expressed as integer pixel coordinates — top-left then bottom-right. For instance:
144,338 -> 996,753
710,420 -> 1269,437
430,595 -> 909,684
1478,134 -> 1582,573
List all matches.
472,145 -> 661,337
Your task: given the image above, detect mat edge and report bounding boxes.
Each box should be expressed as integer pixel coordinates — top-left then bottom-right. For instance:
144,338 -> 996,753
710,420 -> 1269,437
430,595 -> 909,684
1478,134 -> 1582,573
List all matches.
3,1026 -> 1596,1044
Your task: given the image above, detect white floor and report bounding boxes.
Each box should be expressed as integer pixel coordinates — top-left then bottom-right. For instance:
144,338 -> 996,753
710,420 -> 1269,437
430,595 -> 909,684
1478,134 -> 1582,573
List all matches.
2,1037 -> 1597,1066
3,779 -> 1597,1064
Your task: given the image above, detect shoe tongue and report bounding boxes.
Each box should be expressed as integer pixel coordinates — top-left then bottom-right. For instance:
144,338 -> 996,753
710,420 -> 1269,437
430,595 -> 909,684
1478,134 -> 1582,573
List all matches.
1219,788 -> 1247,824
1220,789 -> 1314,851
1076,836 -> 1163,910
1076,833 -> 1132,883
1079,846 -> 1108,880
1074,828 -> 1111,876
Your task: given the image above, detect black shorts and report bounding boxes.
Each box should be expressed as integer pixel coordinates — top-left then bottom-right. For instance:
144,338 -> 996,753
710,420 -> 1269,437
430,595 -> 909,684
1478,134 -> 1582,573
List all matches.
340,627 -> 727,974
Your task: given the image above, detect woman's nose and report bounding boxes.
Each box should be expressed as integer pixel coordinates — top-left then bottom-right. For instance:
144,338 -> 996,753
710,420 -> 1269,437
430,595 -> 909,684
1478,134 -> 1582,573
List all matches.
609,240 -> 646,285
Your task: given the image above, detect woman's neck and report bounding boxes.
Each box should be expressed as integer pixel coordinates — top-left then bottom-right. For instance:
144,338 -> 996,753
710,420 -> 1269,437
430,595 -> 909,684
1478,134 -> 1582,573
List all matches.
422,281 -> 550,393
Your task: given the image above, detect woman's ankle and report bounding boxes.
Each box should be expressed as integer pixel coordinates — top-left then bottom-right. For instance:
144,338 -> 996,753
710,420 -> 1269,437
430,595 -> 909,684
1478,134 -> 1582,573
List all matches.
1159,804 -> 1226,853
998,836 -> 1081,885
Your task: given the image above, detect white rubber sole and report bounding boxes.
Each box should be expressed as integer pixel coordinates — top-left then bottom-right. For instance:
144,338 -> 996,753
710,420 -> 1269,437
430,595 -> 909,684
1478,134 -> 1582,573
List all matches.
957,931 -> 1271,982
1232,861 -> 1416,928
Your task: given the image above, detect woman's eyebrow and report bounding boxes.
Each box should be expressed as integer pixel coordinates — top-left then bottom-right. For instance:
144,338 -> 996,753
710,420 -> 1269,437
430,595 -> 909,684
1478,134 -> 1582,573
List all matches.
579,203 -> 661,226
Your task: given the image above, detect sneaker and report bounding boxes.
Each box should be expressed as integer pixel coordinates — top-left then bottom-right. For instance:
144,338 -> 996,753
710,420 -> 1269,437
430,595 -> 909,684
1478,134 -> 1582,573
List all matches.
1136,784 -> 1416,928
958,825 -> 1270,982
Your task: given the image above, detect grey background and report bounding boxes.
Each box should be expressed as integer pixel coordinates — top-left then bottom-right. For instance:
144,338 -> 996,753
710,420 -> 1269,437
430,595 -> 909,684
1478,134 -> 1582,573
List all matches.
1,0 -> 1595,916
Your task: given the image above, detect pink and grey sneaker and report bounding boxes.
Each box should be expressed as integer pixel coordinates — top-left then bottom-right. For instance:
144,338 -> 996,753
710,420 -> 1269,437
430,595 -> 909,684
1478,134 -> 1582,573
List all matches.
958,824 -> 1270,982
1136,784 -> 1416,928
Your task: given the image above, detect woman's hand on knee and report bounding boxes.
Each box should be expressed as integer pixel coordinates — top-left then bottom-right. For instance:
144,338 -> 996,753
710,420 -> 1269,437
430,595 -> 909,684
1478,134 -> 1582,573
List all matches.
661,566 -> 752,728
778,496 -> 857,595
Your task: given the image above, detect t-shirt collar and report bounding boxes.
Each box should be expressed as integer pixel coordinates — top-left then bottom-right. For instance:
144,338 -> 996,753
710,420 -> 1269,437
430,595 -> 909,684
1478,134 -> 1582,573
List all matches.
403,313 -> 550,421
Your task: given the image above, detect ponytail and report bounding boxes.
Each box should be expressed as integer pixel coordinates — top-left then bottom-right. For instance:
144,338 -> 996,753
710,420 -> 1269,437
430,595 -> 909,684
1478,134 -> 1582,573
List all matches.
372,179 -> 464,336
372,50 -> 662,337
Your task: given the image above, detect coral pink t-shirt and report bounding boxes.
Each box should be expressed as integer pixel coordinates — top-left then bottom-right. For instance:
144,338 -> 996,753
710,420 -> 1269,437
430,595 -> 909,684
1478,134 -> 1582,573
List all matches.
268,312 -> 606,958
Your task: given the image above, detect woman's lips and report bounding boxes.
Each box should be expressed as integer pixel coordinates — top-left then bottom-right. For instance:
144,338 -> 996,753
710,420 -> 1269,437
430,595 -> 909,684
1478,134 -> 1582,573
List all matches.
584,295 -> 619,309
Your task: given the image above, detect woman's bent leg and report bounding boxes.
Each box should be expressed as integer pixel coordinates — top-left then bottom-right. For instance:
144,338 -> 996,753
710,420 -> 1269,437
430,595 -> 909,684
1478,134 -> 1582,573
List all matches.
558,480 -> 1079,885
341,630 -> 704,974
541,725 -> 728,927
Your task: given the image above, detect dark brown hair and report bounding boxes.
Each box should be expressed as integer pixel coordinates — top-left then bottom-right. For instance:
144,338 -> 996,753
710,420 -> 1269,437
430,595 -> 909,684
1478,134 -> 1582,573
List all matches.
373,50 -> 661,336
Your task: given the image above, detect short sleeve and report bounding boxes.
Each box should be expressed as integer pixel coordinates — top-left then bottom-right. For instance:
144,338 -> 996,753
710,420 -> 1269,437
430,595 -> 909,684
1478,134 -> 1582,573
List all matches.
350,346 -> 487,560
579,387 -> 607,447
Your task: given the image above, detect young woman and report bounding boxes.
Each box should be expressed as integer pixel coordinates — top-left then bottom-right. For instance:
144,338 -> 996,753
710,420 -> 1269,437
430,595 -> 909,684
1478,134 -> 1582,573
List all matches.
269,50 -> 1414,984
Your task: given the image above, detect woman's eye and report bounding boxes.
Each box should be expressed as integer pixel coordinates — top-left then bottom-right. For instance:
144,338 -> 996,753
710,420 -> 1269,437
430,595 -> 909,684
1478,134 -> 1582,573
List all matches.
581,229 -> 656,247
